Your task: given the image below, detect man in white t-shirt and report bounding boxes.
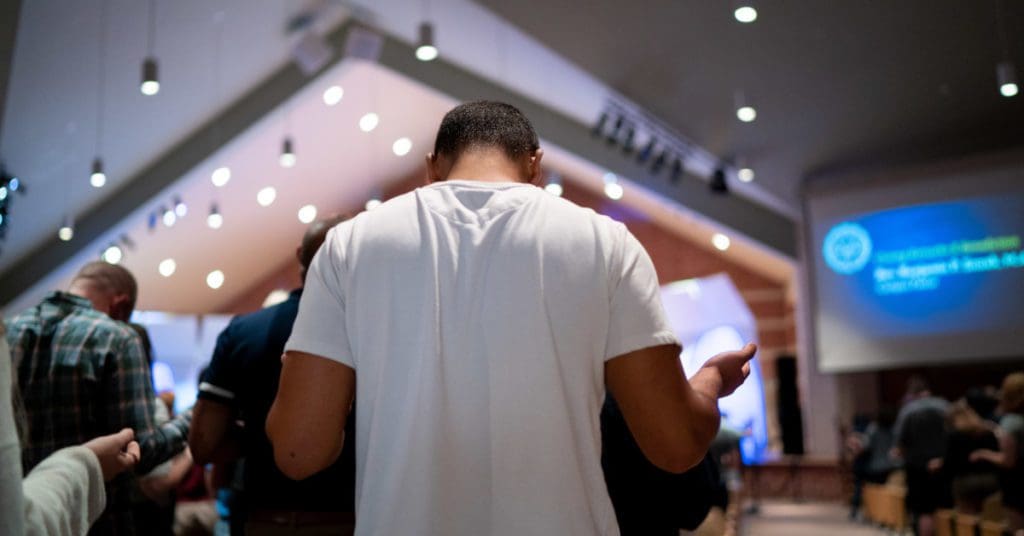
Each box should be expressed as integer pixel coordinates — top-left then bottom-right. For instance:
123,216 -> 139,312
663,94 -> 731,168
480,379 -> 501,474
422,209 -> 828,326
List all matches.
266,101 -> 755,535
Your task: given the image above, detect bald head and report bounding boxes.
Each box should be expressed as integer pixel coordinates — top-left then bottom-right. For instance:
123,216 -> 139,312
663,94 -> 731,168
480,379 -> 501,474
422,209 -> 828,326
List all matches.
69,261 -> 138,321
298,215 -> 349,282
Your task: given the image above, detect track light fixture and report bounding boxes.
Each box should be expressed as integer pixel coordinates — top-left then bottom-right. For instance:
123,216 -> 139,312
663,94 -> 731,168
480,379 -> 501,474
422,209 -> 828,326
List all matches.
636,138 -> 656,163
416,22 -> 438,61
621,126 -> 636,154
592,111 -> 609,137
710,167 -> 729,194
606,115 -> 623,145
670,157 -> 685,184
651,150 -> 668,174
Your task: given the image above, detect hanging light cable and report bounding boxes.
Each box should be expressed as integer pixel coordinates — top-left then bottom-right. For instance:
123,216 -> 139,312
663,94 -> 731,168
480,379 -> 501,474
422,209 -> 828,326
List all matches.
995,1 -> 1018,98
91,0 -> 108,188
140,0 -> 160,95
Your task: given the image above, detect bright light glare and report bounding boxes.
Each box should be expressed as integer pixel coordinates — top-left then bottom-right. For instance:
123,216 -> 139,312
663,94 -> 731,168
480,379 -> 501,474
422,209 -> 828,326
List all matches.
359,113 -> 380,132
159,258 -> 176,277
392,137 -> 413,156
140,80 -> 160,95
1001,83 -> 1019,98
256,187 -> 277,207
736,106 -> 757,122
298,204 -> 318,224
207,212 -> 223,229
211,167 -> 231,187
323,85 -> 344,106
206,270 -> 225,289
734,6 -> 757,23
712,233 -> 731,251
90,172 -> 107,188
162,210 -> 176,227
58,226 -> 74,241
365,198 -> 382,211
102,245 -> 123,264
738,168 -> 755,182
0,187 -> 7,200
604,182 -> 624,200
175,202 -> 188,217
279,152 -> 297,168
416,45 -> 438,62
545,183 -> 563,196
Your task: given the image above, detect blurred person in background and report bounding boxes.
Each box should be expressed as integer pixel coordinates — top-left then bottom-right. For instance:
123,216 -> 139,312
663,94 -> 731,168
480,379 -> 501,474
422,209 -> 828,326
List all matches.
5,261 -> 191,535
893,376 -> 951,536
190,216 -> 355,536
938,402 -> 999,515
971,372 -> 1024,533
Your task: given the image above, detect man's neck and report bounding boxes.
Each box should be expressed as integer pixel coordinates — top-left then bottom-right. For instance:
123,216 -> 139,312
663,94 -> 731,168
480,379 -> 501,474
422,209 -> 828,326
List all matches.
444,152 -> 525,183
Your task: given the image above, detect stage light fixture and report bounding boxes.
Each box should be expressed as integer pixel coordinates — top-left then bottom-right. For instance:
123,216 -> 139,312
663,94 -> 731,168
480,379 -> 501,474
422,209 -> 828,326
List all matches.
738,167 -> 755,182
322,85 -> 344,106
710,167 -> 729,193
734,3 -> 757,23
670,157 -> 685,184
621,127 -> 636,154
298,204 -> 318,224
651,150 -> 668,174
207,204 -> 223,229
211,166 -> 231,187
606,115 -> 623,145
998,61 -> 1019,97
592,111 -> 609,137
140,57 -> 159,95
279,137 -> 296,168
636,138 -> 656,163
416,22 -> 439,61
90,158 -> 107,188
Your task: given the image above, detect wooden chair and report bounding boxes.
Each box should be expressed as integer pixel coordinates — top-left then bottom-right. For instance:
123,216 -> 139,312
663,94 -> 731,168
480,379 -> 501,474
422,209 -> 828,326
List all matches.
935,509 -> 955,536
955,513 -> 979,536
980,520 -> 1008,536
863,484 -> 883,524
885,485 -> 907,532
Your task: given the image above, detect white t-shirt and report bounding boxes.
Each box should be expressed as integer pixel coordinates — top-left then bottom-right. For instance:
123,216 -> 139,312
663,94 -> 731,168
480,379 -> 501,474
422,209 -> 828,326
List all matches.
286,180 -> 679,536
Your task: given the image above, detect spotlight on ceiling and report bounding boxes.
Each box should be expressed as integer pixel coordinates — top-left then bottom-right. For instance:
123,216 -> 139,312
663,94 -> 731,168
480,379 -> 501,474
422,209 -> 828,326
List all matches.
257,186 -> 277,207
90,158 -> 107,188
140,57 -> 160,96
998,61 -> 1019,97
279,137 -> 297,168
636,138 -> 656,164
323,85 -> 344,106
359,112 -> 380,132
207,203 -> 223,229
392,137 -> 413,156
101,244 -> 123,265
738,167 -> 755,182
298,204 -> 318,224
158,258 -> 176,277
211,166 -> 231,187
591,111 -> 609,137
736,105 -> 757,123
603,173 -> 624,200
544,172 -> 563,197
670,157 -> 685,184
416,22 -> 439,61
734,3 -> 757,23
206,269 -> 225,290
712,233 -> 732,251
710,167 -> 729,194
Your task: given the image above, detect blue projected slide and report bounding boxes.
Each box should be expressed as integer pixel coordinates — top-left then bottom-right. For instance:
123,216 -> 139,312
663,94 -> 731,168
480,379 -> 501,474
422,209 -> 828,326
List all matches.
821,197 -> 1024,335
817,195 -> 1024,348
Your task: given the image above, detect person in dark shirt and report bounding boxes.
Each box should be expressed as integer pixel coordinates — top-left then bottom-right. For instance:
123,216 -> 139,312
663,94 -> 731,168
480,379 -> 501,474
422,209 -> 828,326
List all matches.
893,376 -> 951,536
188,216 -> 354,535
940,402 -> 1000,514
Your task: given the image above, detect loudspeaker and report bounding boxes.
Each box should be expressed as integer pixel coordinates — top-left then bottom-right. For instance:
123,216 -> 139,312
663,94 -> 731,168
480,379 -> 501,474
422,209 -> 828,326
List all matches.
776,355 -> 805,455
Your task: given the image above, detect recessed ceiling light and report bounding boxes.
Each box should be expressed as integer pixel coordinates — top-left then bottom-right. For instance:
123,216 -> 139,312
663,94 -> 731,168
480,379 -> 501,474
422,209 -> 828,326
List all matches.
159,258 -> 176,277
162,207 -> 176,227
738,168 -> 755,182
206,269 -> 225,289
736,105 -> 757,122
365,198 -> 382,211
392,137 -> 413,156
323,85 -> 344,106
58,222 -> 74,241
359,113 -> 380,132
712,233 -> 731,251
102,245 -> 123,264
257,186 -> 277,207
734,5 -> 757,23
603,173 -> 624,200
211,166 -> 231,187
545,182 -> 563,197
298,204 -> 318,224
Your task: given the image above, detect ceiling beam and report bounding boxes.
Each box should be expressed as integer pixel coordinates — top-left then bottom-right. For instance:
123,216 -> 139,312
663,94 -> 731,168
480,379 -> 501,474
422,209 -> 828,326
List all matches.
0,19 -> 795,306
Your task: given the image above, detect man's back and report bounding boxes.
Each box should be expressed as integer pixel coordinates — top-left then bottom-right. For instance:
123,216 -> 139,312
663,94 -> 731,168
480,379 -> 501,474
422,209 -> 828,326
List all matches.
199,290 -> 356,511
895,396 -> 949,467
287,181 -> 677,535
6,292 -> 142,470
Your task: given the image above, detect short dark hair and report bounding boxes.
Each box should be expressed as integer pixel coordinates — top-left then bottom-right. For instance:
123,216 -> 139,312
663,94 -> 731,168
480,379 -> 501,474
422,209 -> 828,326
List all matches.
299,214 -> 349,278
433,101 -> 539,162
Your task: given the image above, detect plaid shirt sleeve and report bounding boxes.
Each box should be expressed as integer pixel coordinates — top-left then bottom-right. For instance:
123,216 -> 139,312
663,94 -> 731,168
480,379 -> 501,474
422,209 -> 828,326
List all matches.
103,330 -> 188,474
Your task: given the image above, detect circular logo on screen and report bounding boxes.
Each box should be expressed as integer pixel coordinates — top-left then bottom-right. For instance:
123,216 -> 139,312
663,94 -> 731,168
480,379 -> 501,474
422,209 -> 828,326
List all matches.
823,222 -> 872,275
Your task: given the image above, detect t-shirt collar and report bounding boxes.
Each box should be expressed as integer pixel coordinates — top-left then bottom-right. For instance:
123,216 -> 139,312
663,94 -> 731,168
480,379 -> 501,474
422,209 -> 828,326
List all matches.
45,290 -> 94,310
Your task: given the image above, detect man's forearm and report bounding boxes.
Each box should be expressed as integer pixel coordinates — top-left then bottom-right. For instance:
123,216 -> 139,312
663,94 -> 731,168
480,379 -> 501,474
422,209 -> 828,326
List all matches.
686,367 -> 724,454
136,410 -> 191,474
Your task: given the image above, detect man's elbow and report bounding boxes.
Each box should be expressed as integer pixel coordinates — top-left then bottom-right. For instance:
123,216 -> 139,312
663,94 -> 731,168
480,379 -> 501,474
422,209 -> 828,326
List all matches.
648,446 -> 706,474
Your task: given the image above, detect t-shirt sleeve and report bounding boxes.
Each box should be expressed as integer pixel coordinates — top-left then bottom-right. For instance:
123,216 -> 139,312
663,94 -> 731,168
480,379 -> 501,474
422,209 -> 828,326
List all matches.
285,227 -> 354,368
604,227 -> 680,361
197,323 -> 240,406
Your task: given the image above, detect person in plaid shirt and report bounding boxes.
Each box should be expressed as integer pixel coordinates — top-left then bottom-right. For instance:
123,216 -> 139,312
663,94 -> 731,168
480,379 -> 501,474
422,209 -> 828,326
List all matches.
6,261 -> 191,535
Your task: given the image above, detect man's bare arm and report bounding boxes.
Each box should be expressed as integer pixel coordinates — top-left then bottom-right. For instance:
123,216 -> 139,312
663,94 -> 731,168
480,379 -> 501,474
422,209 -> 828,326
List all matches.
189,400 -> 241,465
606,343 -> 755,474
266,351 -> 354,480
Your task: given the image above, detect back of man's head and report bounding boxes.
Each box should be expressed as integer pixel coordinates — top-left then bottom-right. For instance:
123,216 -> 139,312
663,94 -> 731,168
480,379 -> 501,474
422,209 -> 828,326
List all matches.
298,215 -> 349,282
433,101 -> 539,166
70,261 -> 138,321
